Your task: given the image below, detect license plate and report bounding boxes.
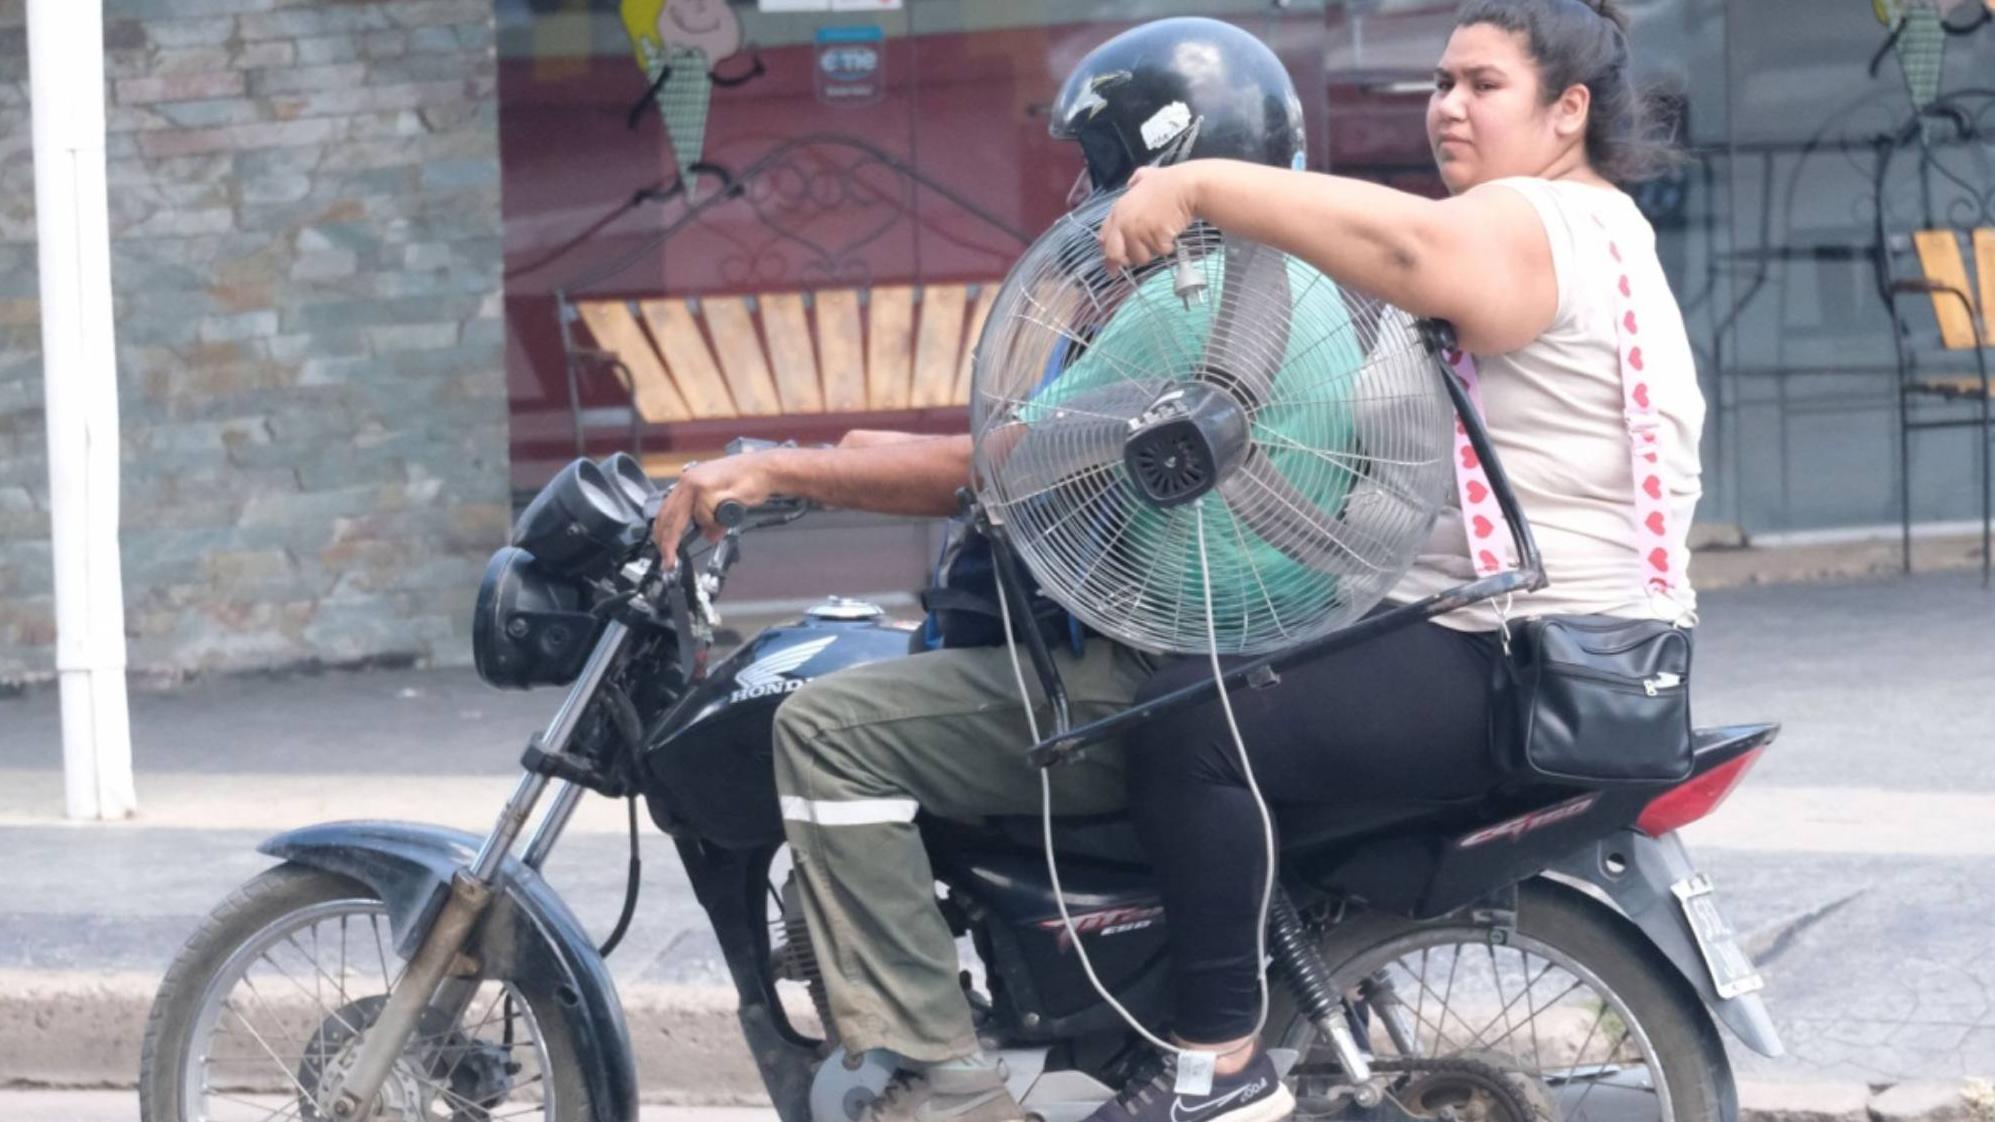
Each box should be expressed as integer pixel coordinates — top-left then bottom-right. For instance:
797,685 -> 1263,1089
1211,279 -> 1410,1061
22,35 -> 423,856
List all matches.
1671,873 -> 1765,999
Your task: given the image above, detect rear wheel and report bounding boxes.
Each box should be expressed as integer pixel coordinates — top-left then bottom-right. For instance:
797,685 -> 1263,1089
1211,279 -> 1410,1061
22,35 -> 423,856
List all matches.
140,863 -> 593,1122
1267,881 -> 1734,1121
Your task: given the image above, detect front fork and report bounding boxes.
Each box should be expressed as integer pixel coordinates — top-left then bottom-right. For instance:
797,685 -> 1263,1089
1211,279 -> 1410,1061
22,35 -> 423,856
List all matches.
324,622 -> 631,1118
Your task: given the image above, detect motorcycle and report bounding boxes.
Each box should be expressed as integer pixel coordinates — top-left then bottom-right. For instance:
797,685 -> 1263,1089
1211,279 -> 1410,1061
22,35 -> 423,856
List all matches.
138,443 -> 1783,1122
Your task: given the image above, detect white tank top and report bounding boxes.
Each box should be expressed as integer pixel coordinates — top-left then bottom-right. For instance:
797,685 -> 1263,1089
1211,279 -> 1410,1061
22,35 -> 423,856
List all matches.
1387,176 -> 1705,632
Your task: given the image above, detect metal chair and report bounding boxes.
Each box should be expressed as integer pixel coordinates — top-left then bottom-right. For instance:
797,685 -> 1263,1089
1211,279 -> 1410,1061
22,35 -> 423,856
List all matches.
1873,89 -> 1995,586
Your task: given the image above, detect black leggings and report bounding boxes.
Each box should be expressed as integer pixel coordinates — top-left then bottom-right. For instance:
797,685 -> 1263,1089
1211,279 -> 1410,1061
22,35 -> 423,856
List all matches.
1125,619 -> 1502,1043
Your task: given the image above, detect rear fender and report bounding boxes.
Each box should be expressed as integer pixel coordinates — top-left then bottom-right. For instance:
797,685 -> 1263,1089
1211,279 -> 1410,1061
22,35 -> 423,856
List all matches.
258,820 -> 639,1122
1546,829 -> 1785,1058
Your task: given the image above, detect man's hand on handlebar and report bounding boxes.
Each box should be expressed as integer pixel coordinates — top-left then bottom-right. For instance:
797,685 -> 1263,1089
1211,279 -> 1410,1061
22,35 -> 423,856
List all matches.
650,452 -> 785,561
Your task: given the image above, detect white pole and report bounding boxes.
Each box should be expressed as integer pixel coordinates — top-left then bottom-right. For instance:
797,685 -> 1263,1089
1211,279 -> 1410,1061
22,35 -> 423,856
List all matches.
28,0 -> 136,821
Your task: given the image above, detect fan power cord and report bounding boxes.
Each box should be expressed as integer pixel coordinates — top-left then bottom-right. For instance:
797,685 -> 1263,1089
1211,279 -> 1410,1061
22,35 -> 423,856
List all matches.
996,504 -> 1278,1077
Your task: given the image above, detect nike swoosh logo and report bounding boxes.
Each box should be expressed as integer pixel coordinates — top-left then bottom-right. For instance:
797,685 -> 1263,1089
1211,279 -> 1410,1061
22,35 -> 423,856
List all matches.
1170,1081 -> 1259,1122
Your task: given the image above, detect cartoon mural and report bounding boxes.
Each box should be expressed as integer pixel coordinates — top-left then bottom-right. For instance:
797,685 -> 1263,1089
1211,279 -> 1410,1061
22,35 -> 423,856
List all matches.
619,0 -> 759,197
1871,0 -> 1992,131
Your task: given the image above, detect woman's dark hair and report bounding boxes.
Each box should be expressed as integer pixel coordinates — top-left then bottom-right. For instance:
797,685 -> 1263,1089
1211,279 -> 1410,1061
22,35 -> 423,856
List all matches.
1454,0 -> 1683,185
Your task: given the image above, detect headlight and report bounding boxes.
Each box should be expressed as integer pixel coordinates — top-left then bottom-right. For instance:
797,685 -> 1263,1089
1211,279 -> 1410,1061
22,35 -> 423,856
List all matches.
472,546 -> 604,689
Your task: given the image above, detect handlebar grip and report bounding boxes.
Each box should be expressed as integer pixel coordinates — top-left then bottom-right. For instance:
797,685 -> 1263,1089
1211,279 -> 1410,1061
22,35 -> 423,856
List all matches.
712,499 -> 748,529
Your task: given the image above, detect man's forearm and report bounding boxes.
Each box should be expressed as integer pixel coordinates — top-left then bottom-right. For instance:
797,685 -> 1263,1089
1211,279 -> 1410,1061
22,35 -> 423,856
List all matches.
764,433 -> 972,517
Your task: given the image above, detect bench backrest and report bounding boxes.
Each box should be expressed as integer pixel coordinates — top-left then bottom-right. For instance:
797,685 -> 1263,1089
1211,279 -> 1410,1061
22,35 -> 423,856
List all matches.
1908,227 -> 1994,349
574,281 -> 1002,424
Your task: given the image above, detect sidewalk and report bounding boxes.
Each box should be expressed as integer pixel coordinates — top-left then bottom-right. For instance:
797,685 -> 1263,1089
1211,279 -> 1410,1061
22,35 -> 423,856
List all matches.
1,561 -> 1992,1116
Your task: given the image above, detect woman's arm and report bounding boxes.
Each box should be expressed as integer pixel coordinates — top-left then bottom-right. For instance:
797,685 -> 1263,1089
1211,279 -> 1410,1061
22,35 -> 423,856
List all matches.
1101,160 -> 1559,355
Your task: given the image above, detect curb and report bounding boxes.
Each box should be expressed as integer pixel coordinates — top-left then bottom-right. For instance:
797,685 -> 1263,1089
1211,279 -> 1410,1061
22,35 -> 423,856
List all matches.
3,972 -> 1991,1119
0,970 -> 801,1105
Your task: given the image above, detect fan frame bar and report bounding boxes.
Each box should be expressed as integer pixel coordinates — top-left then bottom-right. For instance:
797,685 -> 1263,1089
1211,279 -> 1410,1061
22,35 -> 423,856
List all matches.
988,328 -> 1549,770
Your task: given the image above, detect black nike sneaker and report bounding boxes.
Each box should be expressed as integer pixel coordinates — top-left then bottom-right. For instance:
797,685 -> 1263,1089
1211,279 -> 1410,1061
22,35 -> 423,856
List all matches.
1083,1050 -> 1295,1122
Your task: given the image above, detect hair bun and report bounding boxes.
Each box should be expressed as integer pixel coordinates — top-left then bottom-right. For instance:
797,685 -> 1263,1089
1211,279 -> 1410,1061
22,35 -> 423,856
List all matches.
1589,0 -> 1632,33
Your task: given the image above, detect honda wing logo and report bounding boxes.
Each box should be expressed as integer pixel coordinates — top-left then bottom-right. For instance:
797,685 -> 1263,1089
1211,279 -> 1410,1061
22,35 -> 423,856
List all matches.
728,636 -> 836,704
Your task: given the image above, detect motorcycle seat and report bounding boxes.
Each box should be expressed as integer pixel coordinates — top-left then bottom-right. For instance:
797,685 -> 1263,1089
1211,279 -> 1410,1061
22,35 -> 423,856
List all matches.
958,724 -> 1780,868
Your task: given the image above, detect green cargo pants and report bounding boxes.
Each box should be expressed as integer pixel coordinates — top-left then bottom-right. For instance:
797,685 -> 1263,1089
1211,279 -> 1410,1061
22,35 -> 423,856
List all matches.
771,639 -> 1155,1062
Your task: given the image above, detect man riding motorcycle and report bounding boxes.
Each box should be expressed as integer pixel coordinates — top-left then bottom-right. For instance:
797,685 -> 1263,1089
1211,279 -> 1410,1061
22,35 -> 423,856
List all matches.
647,18 -> 1312,1122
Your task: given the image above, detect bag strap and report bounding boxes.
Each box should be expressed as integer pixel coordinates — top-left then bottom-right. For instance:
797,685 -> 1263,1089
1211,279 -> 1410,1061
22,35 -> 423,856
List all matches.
1445,206 -> 1684,604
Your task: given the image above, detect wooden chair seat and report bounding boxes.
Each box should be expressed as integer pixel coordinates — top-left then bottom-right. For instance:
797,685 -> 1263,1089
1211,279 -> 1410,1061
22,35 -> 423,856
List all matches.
1911,374 -> 1995,401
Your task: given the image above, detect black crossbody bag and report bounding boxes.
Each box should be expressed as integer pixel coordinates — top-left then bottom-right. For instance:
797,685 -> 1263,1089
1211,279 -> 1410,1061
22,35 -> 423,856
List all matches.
1489,614 -> 1692,785
1444,205 -> 1695,787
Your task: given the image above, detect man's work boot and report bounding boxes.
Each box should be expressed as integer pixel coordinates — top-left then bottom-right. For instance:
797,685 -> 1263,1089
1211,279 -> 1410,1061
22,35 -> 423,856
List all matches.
862,1061 -> 1025,1122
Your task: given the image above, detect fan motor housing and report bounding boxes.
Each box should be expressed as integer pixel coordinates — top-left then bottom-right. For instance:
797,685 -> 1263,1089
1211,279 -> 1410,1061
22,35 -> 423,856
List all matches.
1123,383 -> 1250,508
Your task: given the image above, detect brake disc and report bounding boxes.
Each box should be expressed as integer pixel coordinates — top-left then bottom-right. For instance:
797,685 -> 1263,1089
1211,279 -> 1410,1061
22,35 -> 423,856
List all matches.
296,995 -> 516,1122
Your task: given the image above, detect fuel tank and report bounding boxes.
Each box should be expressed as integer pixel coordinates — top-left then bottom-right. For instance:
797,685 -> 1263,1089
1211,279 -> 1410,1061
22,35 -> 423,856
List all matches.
641,599 -> 917,848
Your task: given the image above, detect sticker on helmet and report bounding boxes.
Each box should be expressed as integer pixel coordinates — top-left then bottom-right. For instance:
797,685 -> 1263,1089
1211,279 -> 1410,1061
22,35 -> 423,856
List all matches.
1139,100 -> 1193,151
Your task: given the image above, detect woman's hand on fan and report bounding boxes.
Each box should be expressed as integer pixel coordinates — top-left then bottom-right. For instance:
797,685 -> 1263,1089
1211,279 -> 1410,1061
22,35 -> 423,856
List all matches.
1099,164 -> 1199,271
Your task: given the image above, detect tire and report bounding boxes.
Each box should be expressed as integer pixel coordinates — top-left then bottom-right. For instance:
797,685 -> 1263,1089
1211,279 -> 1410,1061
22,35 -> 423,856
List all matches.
1265,879 -> 1735,1122
139,862 -> 595,1122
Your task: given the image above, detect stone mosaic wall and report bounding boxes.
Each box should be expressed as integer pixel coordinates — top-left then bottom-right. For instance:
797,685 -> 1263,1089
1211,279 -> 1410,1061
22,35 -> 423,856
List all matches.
0,0 -> 507,683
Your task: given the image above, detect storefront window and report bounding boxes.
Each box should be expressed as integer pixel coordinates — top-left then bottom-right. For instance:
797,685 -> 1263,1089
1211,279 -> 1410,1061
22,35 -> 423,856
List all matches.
496,0 -> 1995,538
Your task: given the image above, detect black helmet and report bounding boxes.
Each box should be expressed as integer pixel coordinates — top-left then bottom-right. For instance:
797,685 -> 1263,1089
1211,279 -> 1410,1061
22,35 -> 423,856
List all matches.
1050,17 -> 1308,196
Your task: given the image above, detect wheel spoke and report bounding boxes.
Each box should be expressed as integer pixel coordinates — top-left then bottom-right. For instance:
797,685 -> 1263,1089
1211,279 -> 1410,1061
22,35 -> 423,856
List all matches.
1565,1026 -> 1636,1121
197,1086 -> 303,1122
1466,961 -> 1573,1055
220,1004 -> 321,1105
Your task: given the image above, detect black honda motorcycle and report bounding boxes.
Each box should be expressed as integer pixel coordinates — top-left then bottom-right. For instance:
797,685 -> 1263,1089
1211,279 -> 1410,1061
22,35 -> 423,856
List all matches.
139,441 -> 1783,1122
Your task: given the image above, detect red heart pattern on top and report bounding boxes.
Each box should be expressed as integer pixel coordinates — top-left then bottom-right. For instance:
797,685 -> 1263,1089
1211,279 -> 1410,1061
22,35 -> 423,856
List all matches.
1448,216 -> 1672,599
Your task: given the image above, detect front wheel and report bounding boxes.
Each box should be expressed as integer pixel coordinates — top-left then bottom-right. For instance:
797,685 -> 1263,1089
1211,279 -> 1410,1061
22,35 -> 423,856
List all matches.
1268,880 -> 1735,1122
139,863 -> 594,1122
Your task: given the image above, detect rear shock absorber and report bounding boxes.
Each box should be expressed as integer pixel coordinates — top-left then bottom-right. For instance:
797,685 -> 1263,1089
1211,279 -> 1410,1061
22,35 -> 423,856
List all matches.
1267,887 -> 1375,1091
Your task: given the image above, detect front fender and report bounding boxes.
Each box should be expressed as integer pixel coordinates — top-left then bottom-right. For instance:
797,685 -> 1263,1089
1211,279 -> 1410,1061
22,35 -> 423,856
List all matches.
259,820 -> 638,1122
1548,830 -> 1785,1059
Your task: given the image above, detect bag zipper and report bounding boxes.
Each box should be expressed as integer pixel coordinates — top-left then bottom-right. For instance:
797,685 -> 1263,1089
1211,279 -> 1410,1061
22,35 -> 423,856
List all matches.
1542,660 -> 1686,696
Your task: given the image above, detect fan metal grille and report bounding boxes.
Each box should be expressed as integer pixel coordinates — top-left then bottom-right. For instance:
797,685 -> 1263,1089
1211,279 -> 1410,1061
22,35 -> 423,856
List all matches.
970,191 -> 1456,655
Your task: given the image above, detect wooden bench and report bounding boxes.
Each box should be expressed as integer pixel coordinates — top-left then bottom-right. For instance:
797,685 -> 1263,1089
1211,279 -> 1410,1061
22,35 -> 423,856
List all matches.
572,281 -> 1001,473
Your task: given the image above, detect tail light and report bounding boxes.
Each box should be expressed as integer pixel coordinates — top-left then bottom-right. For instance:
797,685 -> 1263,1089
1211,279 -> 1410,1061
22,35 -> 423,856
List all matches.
1636,747 -> 1765,837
